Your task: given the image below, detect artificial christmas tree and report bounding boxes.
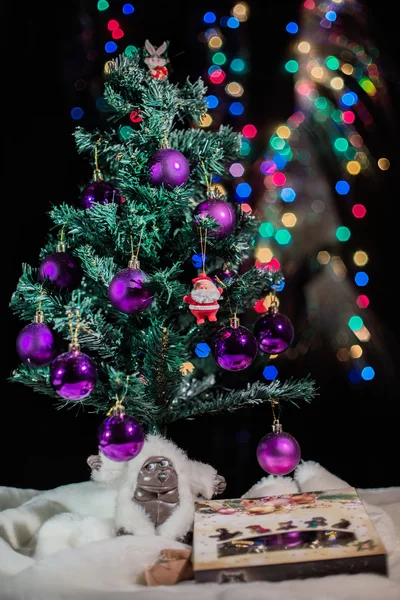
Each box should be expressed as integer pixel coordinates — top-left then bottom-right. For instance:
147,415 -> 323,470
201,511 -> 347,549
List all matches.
10,41 -> 315,493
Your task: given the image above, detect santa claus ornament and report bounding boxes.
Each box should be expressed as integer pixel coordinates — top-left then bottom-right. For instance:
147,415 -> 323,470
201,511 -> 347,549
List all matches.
88,434 -> 226,542
183,273 -> 222,325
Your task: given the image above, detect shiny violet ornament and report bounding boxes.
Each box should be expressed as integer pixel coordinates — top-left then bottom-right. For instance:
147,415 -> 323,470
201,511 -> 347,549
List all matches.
50,344 -> 97,400
208,265 -> 236,284
148,148 -> 190,188
39,241 -> 82,290
257,422 -> 301,476
16,311 -> 57,367
97,412 -> 145,462
80,181 -> 119,209
194,198 -> 236,239
108,259 -> 153,314
254,307 -> 294,354
212,316 -> 258,371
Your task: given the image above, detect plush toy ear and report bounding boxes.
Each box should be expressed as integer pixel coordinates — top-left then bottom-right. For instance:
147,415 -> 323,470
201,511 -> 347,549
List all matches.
145,39 -> 156,55
155,41 -> 167,56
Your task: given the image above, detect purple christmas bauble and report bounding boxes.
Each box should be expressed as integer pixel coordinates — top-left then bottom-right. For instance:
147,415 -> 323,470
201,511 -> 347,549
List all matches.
257,431 -> 301,476
16,322 -> 57,367
148,148 -> 190,188
212,325 -> 258,371
39,252 -> 82,290
254,310 -> 294,354
194,199 -> 236,239
208,266 -> 236,285
97,414 -> 145,462
80,181 -> 119,209
50,349 -> 97,400
108,267 -> 153,314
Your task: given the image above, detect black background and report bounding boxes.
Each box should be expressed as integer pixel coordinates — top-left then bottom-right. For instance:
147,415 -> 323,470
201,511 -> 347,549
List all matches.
2,0 -> 400,497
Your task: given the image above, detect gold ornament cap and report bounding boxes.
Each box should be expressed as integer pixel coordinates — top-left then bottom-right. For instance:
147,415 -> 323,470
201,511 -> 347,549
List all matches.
229,316 -> 240,328
128,258 -> 140,269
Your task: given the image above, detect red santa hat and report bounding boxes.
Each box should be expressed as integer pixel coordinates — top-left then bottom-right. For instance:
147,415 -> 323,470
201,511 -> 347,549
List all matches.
192,272 -> 214,284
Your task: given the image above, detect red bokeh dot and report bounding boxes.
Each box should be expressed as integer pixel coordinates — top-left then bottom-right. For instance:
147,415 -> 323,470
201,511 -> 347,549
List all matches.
356,295 -> 370,309
107,19 -> 119,31
343,111 -> 355,124
112,28 -> 124,40
272,172 -> 286,186
267,258 -> 281,272
241,203 -> 252,213
254,299 -> 266,313
352,204 -> 366,218
297,84 -> 310,96
209,69 -> 226,84
304,0 -> 315,9
242,124 -> 257,138
130,110 -> 142,123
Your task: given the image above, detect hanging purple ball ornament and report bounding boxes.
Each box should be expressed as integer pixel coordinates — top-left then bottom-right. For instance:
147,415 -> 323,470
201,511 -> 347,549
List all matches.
194,198 -> 236,239
16,312 -> 57,367
108,259 -> 153,314
97,410 -> 145,462
257,422 -> 301,476
212,316 -> 258,371
39,241 -> 82,290
148,148 -> 190,188
80,180 -> 120,209
254,307 -> 294,354
50,344 -> 97,400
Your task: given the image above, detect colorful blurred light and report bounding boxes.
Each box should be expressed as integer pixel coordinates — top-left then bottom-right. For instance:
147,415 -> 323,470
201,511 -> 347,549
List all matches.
275,229 -> 292,245
353,251 -> 368,266
227,17 -> 240,28
226,81 -> 244,96
361,366 -> 375,381
348,369 -> 362,384
342,110 -> 355,123
355,271 -> 369,286
281,187 -> 296,202
272,172 -> 286,186
336,226 -> 351,241
209,68 -> 226,84
276,125 -> 291,139
122,4 -> 134,14
259,223 -> 274,238
230,58 -> 245,72
97,0 -> 109,10
195,343 -> 211,358
348,315 -> 363,331
263,365 -> 278,380
107,19 -> 119,30
282,213 -> 297,227
330,77 -> 344,89
242,124 -> 257,138
105,41 -> 117,53
229,101 -> 244,115
112,28 -> 124,40
286,22 -> 299,34
325,10 -> 337,21
341,92 -> 358,106
334,138 -> 348,152
285,60 -> 299,73
350,345 -> 363,359
257,247 -> 273,263
235,182 -> 252,198
212,52 -> 226,65
378,158 -> 390,170
298,41 -> 311,53
70,107 -> 84,120
356,295 -> 369,308
199,114 -> 213,127
232,2 -> 249,22
352,204 -> 366,219
326,56 -> 339,70
229,163 -> 245,177
346,160 -> 361,175
335,180 -> 350,194
208,36 -> 222,49
206,95 -> 219,109
204,12 -> 216,23
317,251 -> 330,264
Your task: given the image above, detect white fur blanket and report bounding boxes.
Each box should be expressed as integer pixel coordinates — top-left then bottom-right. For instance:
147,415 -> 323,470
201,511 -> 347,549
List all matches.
0,461 -> 399,600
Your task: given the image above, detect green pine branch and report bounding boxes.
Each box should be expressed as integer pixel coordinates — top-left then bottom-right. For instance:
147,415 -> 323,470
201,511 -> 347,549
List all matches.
166,376 -> 317,423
